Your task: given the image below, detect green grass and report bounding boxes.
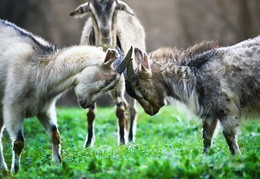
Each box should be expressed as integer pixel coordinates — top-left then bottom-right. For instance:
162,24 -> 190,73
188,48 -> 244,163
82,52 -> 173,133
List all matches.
1,106 -> 260,178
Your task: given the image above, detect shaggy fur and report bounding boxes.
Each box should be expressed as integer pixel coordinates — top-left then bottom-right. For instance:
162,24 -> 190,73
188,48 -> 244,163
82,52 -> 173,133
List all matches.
125,37 -> 260,154
70,0 -> 146,146
0,19 -> 124,172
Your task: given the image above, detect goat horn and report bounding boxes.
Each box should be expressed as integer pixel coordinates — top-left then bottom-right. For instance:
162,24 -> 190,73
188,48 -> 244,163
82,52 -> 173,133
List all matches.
124,49 -> 136,81
69,2 -> 90,16
116,46 -> 133,74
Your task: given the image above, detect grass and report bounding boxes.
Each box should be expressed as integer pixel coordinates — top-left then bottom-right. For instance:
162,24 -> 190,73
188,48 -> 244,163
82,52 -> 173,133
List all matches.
1,105 -> 260,178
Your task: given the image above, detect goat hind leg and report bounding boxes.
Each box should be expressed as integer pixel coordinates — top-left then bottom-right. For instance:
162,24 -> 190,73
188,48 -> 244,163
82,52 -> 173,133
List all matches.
202,118 -> 218,154
37,110 -> 61,164
85,103 -> 96,147
0,115 -> 8,171
11,130 -> 24,173
220,116 -> 241,155
109,78 -> 128,145
116,101 -> 128,145
3,109 -> 24,172
128,98 -> 137,142
3,105 -> 25,173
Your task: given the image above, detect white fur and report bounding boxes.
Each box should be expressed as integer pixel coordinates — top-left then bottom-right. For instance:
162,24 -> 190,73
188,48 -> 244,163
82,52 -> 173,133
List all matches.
71,0 -> 146,146
0,19 -> 121,172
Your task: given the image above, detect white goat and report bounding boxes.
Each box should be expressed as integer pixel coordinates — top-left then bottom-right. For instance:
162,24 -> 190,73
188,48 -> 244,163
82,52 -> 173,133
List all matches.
0,19 -> 132,172
70,0 -> 146,146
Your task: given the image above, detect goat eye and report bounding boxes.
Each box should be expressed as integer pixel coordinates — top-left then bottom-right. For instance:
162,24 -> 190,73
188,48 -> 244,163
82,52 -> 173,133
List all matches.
137,86 -> 145,94
105,79 -> 111,86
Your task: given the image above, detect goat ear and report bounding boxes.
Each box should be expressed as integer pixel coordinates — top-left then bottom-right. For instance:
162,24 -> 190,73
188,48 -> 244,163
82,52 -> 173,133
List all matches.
142,52 -> 150,70
134,47 -> 144,65
104,48 -> 118,66
134,49 -> 152,78
70,2 -> 90,18
138,56 -> 152,78
116,0 -> 134,16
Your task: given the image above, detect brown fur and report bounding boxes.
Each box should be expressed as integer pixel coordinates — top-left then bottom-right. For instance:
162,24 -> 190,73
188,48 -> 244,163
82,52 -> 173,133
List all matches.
52,130 -> 61,146
13,140 -> 24,156
149,41 -> 218,66
125,37 -> 260,155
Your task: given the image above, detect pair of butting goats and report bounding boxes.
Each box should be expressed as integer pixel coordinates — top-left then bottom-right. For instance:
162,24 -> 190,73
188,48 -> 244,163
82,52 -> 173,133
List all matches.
0,0 -> 259,173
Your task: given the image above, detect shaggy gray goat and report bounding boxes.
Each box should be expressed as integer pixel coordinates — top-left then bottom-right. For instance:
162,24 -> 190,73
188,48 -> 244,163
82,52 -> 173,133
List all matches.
124,37 -> 260,154
70,0 -> 146,146
0,19 -> 132,172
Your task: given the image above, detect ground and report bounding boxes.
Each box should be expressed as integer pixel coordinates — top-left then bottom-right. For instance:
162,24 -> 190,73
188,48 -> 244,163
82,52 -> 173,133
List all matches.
1,106 -> 260,178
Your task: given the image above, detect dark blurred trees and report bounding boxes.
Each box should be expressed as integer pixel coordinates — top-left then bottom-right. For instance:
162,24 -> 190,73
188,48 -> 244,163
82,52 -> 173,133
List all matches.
0,0 -> 259,106
0,0 -> 85,47
126,0 -> 260,50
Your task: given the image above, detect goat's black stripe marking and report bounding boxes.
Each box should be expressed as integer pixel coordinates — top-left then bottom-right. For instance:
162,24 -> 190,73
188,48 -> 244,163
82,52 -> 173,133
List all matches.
0,19 -> 58,54
16,130 -> 24,141
187,50 -> 217,69
51,125 -> 58,133
89,27 -> 96,45
117,102 -> 123,107
116,35 -> 123,55
125,80 -> 138,99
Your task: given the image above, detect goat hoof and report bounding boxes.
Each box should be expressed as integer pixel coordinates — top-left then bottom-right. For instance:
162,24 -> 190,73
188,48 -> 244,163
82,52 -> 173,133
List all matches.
11,165 -> 19,173
0,164 -> 8,173
203,148 -> 210,154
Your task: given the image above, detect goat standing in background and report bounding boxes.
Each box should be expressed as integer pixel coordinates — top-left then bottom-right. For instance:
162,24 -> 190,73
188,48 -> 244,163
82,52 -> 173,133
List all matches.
70,0 -> 146,146
0,19 -> 132,172
125,37 -> 260,154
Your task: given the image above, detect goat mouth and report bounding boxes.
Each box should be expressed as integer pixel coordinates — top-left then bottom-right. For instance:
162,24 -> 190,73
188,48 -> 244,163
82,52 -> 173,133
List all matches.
79,99 -> 91,109
147,108 -> 159,116
144,105 -> 160,116
101,38 -> 110,44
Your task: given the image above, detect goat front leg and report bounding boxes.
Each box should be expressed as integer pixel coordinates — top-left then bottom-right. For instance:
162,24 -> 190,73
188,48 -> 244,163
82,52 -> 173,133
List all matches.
85,103 -> 96,147
37,108 -> 61,164
110,77 -> 128,145
128,98 -> 137,142
202,118 -> 218,154
116,101 -> 128,145
220,115 -> 241,155
3,105 -> 25,173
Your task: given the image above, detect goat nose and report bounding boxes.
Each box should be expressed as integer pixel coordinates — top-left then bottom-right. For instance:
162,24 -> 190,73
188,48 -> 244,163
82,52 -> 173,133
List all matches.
79,99 -> 88,109
101,27 -> 110,37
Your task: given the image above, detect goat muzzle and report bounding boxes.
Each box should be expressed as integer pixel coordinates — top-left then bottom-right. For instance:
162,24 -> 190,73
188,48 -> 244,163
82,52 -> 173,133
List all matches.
101,37 -> 110,44
79,99 -> 91,109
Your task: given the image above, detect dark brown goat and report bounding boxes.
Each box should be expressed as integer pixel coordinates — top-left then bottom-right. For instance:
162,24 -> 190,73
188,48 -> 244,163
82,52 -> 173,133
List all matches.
125,37 -> 260,154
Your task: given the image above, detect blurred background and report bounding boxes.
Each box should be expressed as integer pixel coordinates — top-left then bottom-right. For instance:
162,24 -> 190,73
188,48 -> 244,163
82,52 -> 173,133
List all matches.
0,0 -> 259,106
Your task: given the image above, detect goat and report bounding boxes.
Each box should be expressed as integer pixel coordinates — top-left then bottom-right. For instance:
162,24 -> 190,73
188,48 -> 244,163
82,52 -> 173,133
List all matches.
70,0 -> 146,146
0,19 -> 132,172
125,37 -> 260,155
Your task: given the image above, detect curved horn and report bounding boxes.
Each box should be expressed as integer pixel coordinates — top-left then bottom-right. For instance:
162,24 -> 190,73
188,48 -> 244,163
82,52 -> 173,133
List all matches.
125,59 -> 136,81
116,0 -> 134,15
116,46 -> 133,74
70,2 -> 90,17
